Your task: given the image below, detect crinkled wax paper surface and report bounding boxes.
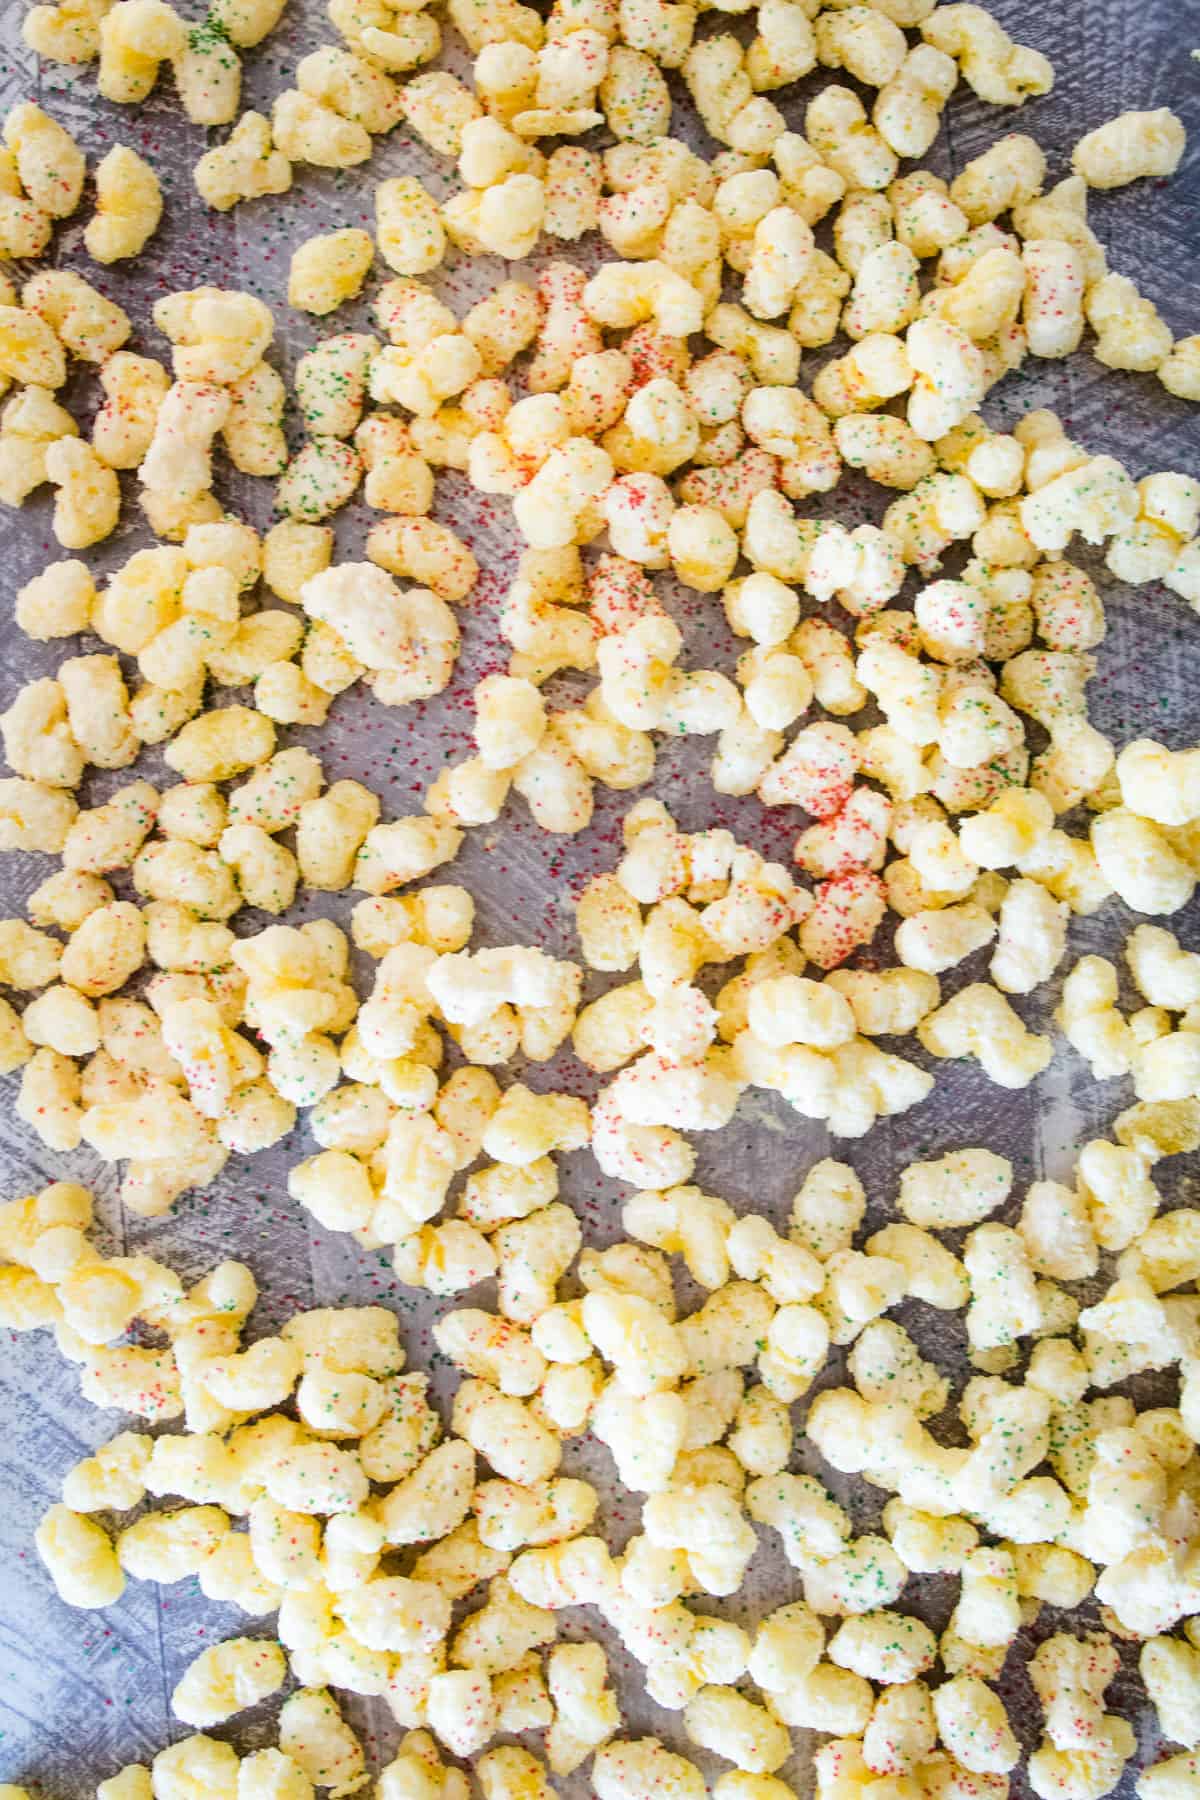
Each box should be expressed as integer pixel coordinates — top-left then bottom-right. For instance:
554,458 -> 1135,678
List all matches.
0,0 -> 1198,1790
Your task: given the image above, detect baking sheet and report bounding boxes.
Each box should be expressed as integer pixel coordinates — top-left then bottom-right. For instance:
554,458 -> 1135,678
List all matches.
0,0 -> 1199,1789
